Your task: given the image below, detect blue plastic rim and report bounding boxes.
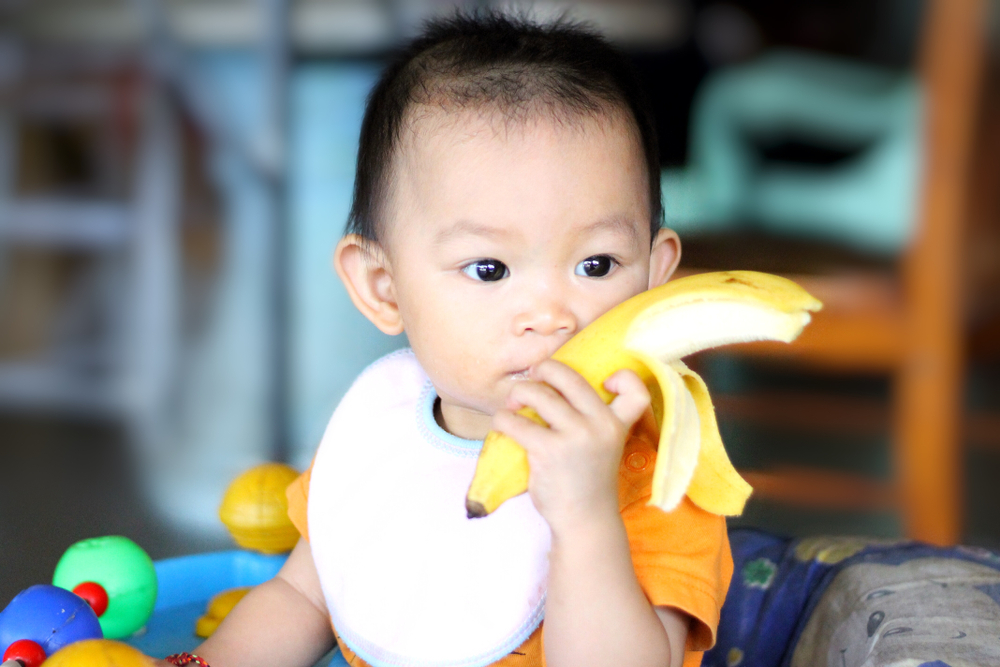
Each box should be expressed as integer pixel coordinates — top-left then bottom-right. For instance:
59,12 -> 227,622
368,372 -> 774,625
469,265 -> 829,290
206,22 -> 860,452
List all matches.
125,550 -> 345,666
153,550 -> 287,610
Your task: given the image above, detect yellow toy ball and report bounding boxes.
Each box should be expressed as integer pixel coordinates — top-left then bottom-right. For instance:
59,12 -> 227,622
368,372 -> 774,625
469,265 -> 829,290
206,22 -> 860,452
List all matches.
195,587 -> 250,638
42,639 -> 155,666
218,463 -> 300,554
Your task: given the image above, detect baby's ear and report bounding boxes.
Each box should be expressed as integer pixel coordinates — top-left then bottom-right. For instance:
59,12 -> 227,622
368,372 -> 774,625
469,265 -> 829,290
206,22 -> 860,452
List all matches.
648,227 -> 681,289
334,234 -> 404,335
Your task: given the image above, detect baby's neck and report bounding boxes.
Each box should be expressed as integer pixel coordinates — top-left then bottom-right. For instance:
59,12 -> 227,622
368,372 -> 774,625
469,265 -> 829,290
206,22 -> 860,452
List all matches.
435,398 -> 491,441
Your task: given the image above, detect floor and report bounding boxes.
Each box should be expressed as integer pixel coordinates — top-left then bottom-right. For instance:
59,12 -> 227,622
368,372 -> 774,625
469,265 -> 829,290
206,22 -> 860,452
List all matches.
0,414 -> 229,606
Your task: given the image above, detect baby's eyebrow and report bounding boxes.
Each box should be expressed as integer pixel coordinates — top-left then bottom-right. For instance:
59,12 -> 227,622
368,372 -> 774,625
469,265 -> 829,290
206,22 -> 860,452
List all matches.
433,220 -> 509,245
583,215 -> 642,247
433,215 -> 641,247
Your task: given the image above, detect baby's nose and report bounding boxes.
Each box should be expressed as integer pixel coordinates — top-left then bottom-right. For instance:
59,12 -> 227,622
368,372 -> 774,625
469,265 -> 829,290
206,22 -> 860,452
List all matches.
513,295 -> 577,337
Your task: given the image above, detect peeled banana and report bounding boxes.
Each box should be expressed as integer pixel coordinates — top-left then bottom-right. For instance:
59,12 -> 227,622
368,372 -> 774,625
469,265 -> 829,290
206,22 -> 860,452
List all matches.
464,270 -> 822,519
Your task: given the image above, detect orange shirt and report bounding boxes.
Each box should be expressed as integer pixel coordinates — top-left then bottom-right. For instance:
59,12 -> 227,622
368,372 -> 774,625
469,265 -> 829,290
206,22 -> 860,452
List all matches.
286,411 -> 732,667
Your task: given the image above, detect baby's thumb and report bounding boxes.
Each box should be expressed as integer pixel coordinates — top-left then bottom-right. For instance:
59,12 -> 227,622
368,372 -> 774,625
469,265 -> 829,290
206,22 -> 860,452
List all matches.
604,368 -> 651,429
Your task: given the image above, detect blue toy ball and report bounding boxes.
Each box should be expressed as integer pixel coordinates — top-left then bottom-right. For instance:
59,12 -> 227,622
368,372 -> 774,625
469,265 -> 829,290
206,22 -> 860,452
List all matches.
0,585 -> 103,658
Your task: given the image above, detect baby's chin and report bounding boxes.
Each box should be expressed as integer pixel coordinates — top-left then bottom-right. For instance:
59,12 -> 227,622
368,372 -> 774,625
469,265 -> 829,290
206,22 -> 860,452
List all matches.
437,373 -> 531,422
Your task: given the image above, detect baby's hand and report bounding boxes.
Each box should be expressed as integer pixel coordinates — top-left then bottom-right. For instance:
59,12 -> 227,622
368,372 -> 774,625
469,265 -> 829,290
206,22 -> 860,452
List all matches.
492,360 -> 650,533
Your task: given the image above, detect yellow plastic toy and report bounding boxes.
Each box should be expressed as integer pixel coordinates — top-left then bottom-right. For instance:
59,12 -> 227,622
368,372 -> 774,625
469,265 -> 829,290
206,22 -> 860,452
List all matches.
218,463 -> 300,554
195,587 -> 251,638
42,639 -> 154,666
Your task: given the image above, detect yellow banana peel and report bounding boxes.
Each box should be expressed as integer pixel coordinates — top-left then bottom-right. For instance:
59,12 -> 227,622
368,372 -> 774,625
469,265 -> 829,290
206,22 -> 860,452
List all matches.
464,270 -> 822,519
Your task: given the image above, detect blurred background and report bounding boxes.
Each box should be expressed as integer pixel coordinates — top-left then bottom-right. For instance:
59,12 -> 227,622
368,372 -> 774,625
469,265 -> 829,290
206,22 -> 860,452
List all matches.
1,0 -> 999,604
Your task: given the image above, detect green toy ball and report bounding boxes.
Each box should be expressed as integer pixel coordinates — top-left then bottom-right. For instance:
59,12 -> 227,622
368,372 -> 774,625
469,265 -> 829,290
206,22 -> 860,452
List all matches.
52,536 -> 158,639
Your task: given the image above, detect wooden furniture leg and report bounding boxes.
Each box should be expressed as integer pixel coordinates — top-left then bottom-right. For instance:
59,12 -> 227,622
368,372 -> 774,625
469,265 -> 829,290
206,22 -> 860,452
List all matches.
897,0 -> 985,545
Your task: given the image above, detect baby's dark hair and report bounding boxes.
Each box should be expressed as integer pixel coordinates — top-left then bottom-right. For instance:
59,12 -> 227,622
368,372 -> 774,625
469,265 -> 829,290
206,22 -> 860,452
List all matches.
347,11 -> 663,244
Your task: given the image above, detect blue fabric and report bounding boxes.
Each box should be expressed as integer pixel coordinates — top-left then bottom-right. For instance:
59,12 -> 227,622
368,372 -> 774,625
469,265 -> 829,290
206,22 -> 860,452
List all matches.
705,529 -> 1000,667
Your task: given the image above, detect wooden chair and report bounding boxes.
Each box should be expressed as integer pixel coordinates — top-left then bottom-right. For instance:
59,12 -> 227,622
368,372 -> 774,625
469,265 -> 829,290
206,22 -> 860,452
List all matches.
677,0 -> 985,546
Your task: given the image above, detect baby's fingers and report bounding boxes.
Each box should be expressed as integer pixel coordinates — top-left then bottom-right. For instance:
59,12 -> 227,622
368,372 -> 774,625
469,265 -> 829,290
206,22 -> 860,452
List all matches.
604,369 -> 651,430
506,379 -> 578,429
492,408 -> 553,456
530,360 -> 608,416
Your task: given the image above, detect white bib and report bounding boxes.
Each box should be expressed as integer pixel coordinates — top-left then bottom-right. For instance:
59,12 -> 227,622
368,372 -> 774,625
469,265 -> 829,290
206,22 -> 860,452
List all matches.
308,349 -> 551,667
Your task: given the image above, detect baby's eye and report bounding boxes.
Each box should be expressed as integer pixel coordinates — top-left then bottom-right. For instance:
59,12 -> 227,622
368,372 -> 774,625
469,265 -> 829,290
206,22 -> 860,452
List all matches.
575,255 -> 616,278
462,259 -> 509,282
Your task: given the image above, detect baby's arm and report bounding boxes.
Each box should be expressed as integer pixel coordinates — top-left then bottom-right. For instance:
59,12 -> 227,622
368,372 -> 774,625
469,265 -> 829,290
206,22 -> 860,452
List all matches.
155,539 -> 334,667
544,503 -> 689,667
494,361 -> 688,667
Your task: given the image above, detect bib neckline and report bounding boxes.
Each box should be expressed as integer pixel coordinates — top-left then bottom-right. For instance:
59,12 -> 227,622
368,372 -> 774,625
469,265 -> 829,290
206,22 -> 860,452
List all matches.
417,381 -> 484,458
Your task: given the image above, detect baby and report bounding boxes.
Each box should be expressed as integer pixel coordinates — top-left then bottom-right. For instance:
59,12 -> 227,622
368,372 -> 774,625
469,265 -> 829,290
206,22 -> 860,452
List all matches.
159,12 -> 732,667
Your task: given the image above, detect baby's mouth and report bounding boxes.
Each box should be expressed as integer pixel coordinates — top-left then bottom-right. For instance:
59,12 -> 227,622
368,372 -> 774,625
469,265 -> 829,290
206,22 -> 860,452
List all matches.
508,369 -> 531,381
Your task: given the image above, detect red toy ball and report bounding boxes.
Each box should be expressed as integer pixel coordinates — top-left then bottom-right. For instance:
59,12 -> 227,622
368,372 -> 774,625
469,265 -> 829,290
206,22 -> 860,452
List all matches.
3,638 -> 47,667
72,582 -> 109,618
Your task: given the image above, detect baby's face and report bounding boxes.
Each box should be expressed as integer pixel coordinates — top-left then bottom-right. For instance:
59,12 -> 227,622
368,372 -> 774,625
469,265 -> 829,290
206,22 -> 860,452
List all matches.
383,109 -> 670,439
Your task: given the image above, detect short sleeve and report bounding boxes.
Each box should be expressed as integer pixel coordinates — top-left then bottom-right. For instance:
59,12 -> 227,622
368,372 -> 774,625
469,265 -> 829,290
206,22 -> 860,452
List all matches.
623,496 -> 732,651
286,464 -> 313,542
619,413 -> 734,654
